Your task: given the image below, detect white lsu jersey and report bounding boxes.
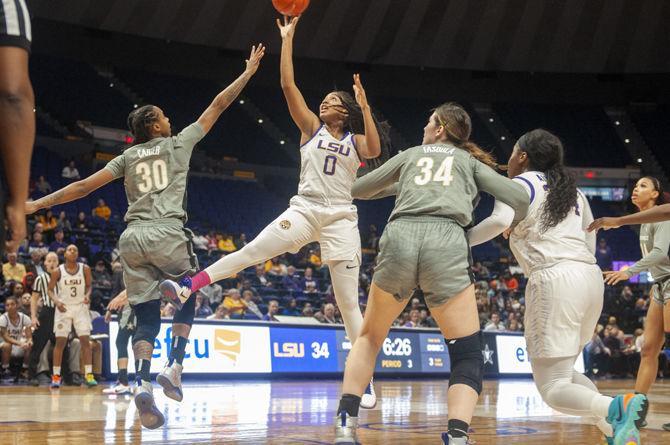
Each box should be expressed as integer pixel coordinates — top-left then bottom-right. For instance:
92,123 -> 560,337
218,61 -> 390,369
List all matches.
298,125 -> 360,205
510,171 -> 596,276
57,263 -> 87,305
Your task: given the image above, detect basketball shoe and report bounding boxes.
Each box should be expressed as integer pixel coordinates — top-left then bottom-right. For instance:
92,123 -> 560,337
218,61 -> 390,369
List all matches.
134,382 -> 165,429
157,362 -> 183,402
360,379 -> 376,409
441,433 -> 470,445
103,382 -> 132,395
334,411 -> 359,444
606,393 -> 648,445
50,374 -> 61,389
159,277 -> 192,311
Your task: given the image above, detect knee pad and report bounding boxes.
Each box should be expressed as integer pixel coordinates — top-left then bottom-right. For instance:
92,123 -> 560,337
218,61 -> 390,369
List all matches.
173,292 -> 196,326
446,330 -> 484,395
132,300 -> 161,345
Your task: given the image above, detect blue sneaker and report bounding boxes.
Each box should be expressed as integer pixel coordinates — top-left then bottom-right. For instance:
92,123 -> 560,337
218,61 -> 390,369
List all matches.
360,379 -> 376,409
607,393 -> 648,445
159,276 -> 192,311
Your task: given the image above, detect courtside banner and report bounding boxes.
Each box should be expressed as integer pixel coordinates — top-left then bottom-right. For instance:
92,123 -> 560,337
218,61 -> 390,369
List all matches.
495,334 -> 585,374
109,322 -> 271,373
270,327 -> 339,372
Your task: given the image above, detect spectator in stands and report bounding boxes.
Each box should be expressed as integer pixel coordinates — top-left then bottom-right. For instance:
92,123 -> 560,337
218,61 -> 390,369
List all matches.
266,257 -> 287,276
110,261 -> 124,297
9,282 -> 24,300
3,252 -> 26,282
161,302 -> 176,318
320,303 -> 339,324
410,297 -> 421,312
217,234 -> 237,253
507,319 -> 521,332
57,211 -> 71,233
49,228 -> 67,254
61,160 -> 80,181
484,312 -> 505,331
302,267 -> 317,290
304,281 -> 318,294
19,292 -> 31,316
420,309 -> 438,328
207,304 -> 229,320
28,231 -> 47,253
595,238 -> 613,271
91,260 -> 112,305
238,279 -> 259,298
92,199 -> 111,221
236,233 -> 248,248
38,209 -> 58,235
24,250 -> 44,277
75,212 -> 88,231
192,232 -> 208,253
35,176 -> 52,195
20,270 -> 34,292
365,224 -> 379,250
307,248 -> 322,268
503,271 -> 519,292
200,282 -> 223,307
251,264 -> 270,288
302,303 -> 315,317
471,262 -> 490,279
282,265 -> 302,292
282,298 -> 301,316
242,290 -> 263,319
584,326 -> 610,378
603,325 -> 626,377
263,300 -> 280,322
222,289 -> 246,317
194,293 -> 213,318
404,309 -> 421,328
206,231 -> 218,253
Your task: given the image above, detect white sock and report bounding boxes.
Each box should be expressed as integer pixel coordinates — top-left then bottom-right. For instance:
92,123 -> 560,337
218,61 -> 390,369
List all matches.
53,366 -> 61,376
85,365 -> 92,375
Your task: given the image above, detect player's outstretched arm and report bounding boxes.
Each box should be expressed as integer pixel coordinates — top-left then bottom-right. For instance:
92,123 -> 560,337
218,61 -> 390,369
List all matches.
474,163 -> 530,224
588,203 -> 670,232
352,74 -> 381,159
277,16 -> 320,139
196,44 -> 265,135
352,152 -> 406,199
25,169 -> 116,215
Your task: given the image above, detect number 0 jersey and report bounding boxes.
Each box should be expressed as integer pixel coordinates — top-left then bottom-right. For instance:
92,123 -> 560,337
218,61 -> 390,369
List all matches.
57,263 -> 86,306
298,125 -> 360,205
104,123 -> 205,223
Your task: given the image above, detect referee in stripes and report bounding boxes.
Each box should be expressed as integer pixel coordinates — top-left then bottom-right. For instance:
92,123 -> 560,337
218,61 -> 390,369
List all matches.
0,0 -> 34,255
28,251 -> 58,385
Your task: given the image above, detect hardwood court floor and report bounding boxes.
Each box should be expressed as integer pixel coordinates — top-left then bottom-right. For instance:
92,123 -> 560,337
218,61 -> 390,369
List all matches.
0,378 -> 667,444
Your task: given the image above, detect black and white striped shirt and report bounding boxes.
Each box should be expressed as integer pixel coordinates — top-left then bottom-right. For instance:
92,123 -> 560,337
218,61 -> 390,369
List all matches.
33,272 -> 55,309
0,0 -> 31,51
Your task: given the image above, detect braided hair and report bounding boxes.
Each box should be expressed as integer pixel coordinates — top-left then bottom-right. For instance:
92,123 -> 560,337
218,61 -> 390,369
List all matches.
127,105 -> 160,144
332,91 -> 392,170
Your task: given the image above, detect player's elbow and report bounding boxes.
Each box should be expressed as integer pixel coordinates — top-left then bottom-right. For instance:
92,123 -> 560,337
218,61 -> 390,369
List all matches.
361,145 -> 381,160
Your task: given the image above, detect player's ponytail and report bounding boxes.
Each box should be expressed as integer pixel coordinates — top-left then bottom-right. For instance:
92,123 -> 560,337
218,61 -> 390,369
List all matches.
433,102 -> 497,169
334,91 -> 392,171
127,105 -> 159,144
518,129 -> 577,231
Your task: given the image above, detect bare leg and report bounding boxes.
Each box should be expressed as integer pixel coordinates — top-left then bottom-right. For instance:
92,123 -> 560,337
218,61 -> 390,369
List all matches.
635,301 -> 665,394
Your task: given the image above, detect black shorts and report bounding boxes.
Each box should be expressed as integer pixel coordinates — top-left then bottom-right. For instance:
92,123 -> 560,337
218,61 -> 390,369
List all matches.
0,0 -> 31,52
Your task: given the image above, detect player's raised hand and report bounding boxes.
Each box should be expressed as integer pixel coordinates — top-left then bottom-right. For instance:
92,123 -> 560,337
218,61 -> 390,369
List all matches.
244,44 -> 265,76
603,270 -> 629,285
588,217 -> 621,232
276,15 -> 300,40
353,74 -> 369,109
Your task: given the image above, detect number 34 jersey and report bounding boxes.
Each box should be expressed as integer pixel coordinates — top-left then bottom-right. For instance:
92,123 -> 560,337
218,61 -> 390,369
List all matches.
298,125 -> 360,205
104,123 -> 206,223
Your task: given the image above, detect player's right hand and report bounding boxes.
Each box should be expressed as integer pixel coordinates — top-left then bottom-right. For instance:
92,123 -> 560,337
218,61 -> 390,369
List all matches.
244,44 -> 265,76
56,302 -> 67,313
587,217 -> 621,232
276,15 -> 300,40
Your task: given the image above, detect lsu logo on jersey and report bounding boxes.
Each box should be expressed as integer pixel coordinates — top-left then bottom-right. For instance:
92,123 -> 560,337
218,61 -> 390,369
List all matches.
316,139 -> 351,157
214,329 -> 241,363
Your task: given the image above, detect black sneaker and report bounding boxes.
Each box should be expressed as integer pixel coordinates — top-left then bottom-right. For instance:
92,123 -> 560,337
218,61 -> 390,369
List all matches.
70,373 -> 83,386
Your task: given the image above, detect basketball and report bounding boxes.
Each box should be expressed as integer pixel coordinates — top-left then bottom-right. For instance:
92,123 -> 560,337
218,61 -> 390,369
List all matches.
272,0 -> 310,16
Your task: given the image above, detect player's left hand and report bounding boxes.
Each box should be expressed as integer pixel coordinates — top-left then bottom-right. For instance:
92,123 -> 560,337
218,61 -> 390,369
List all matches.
353,74 -> 369,109
83,296 -> 90,305
244,44 -> 265,76
588,217 -> 621,232
603,270 -> 629,285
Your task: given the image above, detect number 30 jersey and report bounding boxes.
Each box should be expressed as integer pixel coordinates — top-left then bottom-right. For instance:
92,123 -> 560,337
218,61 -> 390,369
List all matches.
104,123 -> 206,223
57,263 -> 86,306
298,125 -> 360,205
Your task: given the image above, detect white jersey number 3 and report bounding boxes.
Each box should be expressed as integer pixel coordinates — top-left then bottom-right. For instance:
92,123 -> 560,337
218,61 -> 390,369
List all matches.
414,157 -> 454,186
136,160 -> 169,193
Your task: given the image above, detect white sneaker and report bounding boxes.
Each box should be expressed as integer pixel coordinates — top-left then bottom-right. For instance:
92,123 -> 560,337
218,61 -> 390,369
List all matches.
334,412 -> 358,444
134,382 -> 165,429
360,379 -> 376,409
103,382 -> 131,395
156,362 -> 183,402
159,280 -> 191,311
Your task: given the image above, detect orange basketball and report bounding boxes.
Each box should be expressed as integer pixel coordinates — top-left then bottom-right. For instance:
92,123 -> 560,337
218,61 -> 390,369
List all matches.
291,0 -> 310,15
272,0 -> 294,15
272,0 -> 310,16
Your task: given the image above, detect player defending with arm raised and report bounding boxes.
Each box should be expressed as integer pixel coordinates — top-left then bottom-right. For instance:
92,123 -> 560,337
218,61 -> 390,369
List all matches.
26,45 -> 265,429
160,15 -> 390,409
